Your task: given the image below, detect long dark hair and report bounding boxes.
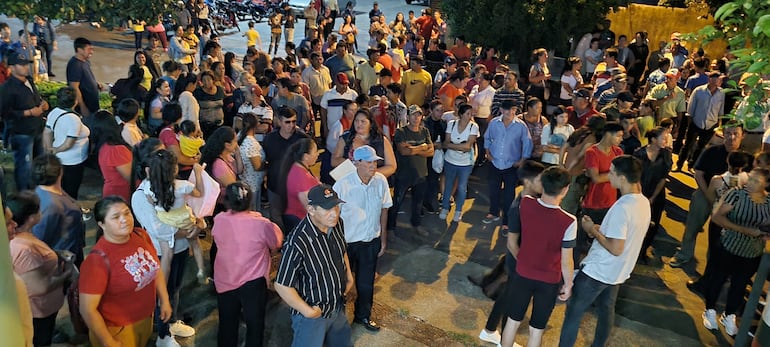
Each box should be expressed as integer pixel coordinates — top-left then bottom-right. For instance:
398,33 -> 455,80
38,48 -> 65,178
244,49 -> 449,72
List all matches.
148,149 -> 179,211
224,52 -> 236,80
94,196 -> 130,241
131,137 -> 162,191
173,73 -> 198,101
200,126 -> 236,174
140,49 -> 161,80
90,110 -> 130,155
144,78 -> 169,121
344,108 -> 382,147
276,138 -> 316,213
238,113 -> 260,145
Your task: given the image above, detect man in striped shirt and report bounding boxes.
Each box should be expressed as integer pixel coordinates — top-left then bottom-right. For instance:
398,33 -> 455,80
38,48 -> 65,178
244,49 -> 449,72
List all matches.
275,184 -> 355,347
491,71 -> 525,118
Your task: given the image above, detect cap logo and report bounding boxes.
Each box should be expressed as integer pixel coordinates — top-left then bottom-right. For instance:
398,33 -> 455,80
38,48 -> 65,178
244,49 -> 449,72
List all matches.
324,189 -> 334,198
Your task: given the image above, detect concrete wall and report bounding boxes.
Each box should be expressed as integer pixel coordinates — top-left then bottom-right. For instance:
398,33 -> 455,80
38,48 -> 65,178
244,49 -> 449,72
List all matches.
606,3 -> 727,59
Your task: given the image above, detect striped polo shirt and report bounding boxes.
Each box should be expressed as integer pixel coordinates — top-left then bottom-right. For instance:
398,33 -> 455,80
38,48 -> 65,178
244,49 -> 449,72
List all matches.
276,217 -> 349,318
719,188 -> 770,258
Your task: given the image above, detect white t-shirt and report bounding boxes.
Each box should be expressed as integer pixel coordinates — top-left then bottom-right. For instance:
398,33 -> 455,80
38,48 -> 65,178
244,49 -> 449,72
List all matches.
540,123 -> 575,165
320,88 -> 358,128
580,193 -> 651,285
559,73 -> 583,100
146,179 -> 195,212
45,108 -> 90,165
132,180 -> 189,254
470,84 -> 495,119
444,119 -> 479,167
179,90 -> 200,125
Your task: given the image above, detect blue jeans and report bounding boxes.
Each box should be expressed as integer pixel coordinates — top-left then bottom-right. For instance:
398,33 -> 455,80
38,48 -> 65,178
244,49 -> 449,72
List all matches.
290,307 -> 352,347
558,271 -> 619,347
487,165 -> 519,221
10,134 -> 41,191
249,171 -> 266,212
442,162 -> 473,211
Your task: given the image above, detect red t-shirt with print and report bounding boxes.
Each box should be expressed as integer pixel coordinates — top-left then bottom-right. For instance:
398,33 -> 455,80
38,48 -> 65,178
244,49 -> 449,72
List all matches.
79,228 -> 160,327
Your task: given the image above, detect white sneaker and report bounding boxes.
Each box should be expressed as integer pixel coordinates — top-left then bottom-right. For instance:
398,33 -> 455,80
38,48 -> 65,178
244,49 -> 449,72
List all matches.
453,212 -> 462,222
156,335 -> 181,347
702,309 -> 718,330
479,329 -> 501,344
169,320 -> 196,337
439,208 -> 449,219
720,312 -> 738,336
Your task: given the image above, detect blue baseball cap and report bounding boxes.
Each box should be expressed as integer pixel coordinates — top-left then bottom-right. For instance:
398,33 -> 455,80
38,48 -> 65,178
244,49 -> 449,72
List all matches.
353,145 -> 383,162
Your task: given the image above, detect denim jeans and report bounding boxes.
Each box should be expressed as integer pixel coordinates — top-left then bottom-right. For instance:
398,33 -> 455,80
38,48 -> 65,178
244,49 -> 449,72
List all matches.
9,134 -> 42,191
249,171 -> 266,212
558,271 -> 619,347
673,189 -> 711,261
442,162 -> 473,211
290,307 -> 353,347
487,165 -> 519,221
347,238 -> 381,321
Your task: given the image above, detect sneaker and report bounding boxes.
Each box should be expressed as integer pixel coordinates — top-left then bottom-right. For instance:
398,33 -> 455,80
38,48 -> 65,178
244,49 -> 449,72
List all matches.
720,312 -> 738,336
414,226 -> 429,237
169,320 -> 196,337
453,212 -> 462,222
668,256 -> 690,268
439,208 -> 449,219
478,329 -> 501,344
197,270 -> 210,285
702,309 -> 718,330
156,335 -> 181,347
482,214 -> 500,224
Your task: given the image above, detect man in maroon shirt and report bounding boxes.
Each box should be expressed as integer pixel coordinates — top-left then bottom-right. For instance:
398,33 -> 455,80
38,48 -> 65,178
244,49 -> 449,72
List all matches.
500,166 -> 576,347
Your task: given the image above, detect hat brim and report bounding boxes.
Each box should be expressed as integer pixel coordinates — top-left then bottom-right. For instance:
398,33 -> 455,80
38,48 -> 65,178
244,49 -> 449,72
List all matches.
10,60 -> 33,65
312,198 -> 345,209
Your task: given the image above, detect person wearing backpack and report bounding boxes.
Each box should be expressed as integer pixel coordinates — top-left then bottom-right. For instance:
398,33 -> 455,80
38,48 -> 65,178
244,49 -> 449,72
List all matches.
43,87 -> 90,199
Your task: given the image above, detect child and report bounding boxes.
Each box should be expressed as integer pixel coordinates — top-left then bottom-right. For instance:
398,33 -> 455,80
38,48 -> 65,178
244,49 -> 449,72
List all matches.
179,120 -> 205,159
660,118 -> 675,150
146,149 -> 209,284
116,98 -> 146,147
541,107 -> 575,166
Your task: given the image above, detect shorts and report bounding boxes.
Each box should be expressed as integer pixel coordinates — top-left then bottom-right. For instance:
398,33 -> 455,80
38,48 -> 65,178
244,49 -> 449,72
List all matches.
506,271 -> 560,329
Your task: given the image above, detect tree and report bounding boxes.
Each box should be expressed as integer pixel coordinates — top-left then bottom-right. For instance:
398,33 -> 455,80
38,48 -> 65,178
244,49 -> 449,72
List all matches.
442,0 -> 625,68
688,0 -> 770,128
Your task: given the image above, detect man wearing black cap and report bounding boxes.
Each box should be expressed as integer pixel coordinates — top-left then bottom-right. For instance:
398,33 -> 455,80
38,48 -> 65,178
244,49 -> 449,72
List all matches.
0,52 -> 50,191
275,184 -> 355,347
566,88 -> 600,129
676,71 -> 725,171
600,90 -> 635,122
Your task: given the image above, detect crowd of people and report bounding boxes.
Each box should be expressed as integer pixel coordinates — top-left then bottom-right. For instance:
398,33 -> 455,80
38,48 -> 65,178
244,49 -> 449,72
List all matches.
2,1 -> 770,346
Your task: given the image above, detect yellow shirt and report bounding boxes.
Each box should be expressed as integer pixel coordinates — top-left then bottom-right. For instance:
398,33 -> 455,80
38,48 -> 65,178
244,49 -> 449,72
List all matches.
140,65 -> 153,91
401,69 -> 432,107
132,23 -> 145,32
245,29 -> 260,48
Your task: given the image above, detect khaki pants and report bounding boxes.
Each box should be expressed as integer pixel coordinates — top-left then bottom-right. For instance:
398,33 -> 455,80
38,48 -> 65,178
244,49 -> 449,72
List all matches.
89,316 -> 152,347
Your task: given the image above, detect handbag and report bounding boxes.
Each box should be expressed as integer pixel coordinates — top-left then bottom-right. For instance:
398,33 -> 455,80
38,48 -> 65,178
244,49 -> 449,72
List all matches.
432,136 -> 444,173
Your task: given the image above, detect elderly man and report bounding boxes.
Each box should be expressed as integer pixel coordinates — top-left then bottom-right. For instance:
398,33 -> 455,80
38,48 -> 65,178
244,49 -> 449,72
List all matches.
275,184 -> 355,347
676,71 -> 725,172
333,145 -> 393,332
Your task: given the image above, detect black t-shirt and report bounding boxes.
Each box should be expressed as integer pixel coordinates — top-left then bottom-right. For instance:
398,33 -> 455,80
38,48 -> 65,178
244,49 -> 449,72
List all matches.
694,145 -> 729,183
263,129 -> 310,191
620,135 -> 641,155
66,56 -> 100,113
0,77 -> 45,136
393,126 -> 431,180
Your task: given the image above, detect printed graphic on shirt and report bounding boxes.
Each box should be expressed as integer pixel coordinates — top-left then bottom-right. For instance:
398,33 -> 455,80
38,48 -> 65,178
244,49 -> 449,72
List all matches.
122,247 -> 159,291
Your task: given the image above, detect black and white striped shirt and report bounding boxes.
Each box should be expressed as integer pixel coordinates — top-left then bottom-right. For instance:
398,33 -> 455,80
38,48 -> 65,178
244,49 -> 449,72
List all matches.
276,217 -> 348,318
720,188 -> 770,258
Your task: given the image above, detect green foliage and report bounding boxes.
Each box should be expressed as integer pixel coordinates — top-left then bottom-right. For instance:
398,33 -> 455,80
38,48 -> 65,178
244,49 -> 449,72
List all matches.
689,0 -> 770,127
442,0 -> 625,66
37,81 -> 112,111
1,0 -> 174,27
85,0 -> 176,26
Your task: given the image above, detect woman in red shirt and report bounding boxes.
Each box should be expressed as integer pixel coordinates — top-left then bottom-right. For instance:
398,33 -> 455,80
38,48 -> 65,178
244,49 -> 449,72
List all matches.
79,196 -> 172,347
90,110 -> 133,202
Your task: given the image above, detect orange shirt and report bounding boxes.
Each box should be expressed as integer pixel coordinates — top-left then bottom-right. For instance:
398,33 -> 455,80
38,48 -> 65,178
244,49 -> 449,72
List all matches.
437,82 -> 464,111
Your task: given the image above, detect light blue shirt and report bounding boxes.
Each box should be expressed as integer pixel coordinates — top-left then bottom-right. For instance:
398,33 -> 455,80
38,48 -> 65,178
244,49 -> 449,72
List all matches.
688,85 -> 724,130
484,116 -> 533,170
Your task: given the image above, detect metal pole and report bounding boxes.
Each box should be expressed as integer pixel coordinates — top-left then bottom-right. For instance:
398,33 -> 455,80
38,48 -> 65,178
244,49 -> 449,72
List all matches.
736,252 -> 770,346
0,200 -> 26,346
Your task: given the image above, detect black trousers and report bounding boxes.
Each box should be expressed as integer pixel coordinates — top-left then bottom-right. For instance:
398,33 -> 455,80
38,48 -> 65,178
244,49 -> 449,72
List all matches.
672,115 -> 689,154
217,277 -> 267,347
485,252 -> 516,332
134,31 -> 144,50
703,245 -> 760,314
39,41 -> 53,74
677,121 -> 715,168
155,250 -> 190,338
348,238 -> 382,320
33,311 -> 58,346
388,176 -> 427,229
641,192 -> 666,253
62,162 -> 85,199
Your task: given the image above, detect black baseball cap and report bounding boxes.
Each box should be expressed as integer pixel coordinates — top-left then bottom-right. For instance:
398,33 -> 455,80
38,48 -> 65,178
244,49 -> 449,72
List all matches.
7,52 -> 32,66
307,184 -> 345,209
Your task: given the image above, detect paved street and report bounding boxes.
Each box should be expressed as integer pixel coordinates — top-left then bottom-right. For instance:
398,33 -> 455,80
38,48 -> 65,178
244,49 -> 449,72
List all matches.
1,0 -> 748,345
